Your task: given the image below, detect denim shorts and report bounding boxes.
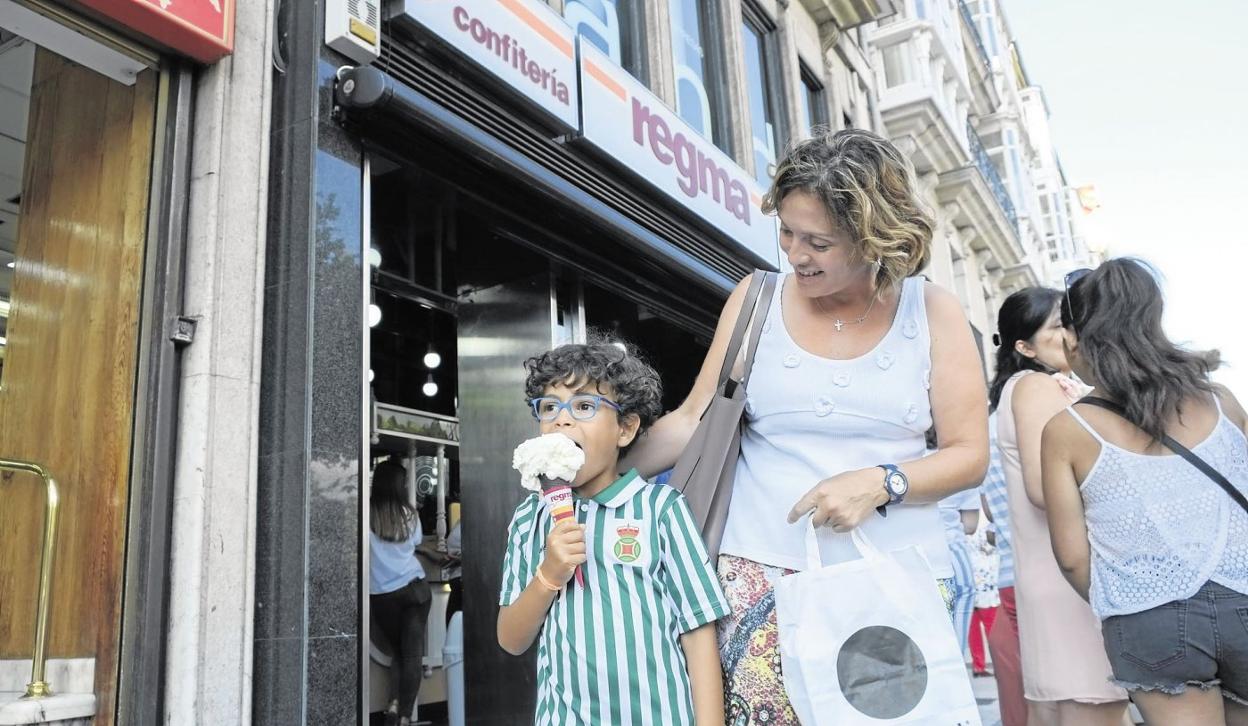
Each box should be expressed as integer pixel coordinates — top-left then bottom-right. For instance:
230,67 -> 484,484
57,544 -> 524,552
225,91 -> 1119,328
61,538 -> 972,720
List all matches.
1101,581 -> 1248,705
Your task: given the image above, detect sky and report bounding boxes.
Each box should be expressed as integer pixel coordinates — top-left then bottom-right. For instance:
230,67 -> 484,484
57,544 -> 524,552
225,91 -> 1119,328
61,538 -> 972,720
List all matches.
1001,1 -> 1248,397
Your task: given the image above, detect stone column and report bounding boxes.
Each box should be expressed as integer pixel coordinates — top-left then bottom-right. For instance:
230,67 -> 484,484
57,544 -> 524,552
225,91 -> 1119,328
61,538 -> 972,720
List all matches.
162,0 -> 275,723
710,0 -> 754,168
776,3 -> 805,139
640,0 -> 677,105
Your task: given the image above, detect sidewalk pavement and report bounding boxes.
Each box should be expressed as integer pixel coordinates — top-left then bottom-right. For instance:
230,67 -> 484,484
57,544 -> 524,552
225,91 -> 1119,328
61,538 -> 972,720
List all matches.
971,667 -> 1003,726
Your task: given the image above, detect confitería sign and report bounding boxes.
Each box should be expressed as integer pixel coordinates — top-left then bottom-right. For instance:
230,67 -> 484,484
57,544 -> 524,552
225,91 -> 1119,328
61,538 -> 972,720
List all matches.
389,0 -> 580,131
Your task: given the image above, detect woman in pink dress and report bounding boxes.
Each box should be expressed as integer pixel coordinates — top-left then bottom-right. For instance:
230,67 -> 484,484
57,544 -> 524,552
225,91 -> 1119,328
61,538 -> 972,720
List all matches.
989,287 -> 1129,726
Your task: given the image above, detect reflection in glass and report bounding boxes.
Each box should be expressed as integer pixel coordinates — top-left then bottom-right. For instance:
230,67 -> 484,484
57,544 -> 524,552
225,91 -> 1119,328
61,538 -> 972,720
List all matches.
742,20 -> 777,187
669,0 -> 718,145
799,62 -> 828,138
564,0 -> 641,78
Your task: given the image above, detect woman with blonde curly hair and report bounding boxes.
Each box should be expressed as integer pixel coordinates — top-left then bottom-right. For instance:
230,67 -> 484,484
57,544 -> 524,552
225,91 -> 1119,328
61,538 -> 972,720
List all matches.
624,128 -> 989,722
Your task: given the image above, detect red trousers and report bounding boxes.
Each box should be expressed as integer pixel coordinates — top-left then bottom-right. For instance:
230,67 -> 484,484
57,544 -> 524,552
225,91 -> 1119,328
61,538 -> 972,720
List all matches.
969,606 -> 998,672
987,586 -> 1027,726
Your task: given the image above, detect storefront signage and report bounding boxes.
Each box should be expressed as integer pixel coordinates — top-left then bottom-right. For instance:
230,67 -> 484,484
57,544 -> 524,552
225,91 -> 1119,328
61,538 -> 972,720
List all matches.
389,0 -> 580,131
76,0 -> 235,63
577,43 -> 779,268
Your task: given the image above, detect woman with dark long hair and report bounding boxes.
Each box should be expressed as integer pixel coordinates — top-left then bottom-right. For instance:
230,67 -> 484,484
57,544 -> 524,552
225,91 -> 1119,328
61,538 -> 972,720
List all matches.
1043,259 -> 1248,726
370,459 -> 432,726
988,286 -> 1128,726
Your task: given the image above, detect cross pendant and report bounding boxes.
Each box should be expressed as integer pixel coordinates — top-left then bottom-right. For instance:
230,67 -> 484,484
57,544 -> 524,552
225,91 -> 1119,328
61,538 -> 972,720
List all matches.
834,319 -> 845,332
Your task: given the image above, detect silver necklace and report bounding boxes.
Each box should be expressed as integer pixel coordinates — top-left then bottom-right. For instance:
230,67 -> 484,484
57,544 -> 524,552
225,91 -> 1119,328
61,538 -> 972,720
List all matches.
815,294 -> 878,332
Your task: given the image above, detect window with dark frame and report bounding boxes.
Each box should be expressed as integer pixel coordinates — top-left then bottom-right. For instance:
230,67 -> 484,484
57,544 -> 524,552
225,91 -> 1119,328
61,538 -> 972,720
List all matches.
798,61 -> 828,137
741,2 -> 786,187
669,0 -> 729,151
563,0 -> 647,82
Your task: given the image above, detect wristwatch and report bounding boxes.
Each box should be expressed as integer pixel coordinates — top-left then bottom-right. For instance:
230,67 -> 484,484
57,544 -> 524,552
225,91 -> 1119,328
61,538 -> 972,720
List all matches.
875,464 -> 909,517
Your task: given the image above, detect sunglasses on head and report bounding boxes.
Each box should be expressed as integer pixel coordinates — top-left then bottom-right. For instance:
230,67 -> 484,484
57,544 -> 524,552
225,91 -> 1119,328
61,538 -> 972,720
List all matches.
1062,268 -> 1093,327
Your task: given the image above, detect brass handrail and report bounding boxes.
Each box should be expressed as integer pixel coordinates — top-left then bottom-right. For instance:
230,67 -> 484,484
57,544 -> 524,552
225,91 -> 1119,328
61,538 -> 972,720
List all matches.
0,458 -> 60,699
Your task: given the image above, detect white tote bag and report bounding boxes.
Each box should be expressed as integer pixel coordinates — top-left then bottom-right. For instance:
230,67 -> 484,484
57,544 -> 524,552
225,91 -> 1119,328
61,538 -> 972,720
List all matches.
774,522 -> 981,726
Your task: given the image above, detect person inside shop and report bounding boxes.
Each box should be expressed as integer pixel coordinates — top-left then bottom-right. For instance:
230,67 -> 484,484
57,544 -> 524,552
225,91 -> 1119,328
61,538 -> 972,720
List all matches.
497,337 -> 730,724
370,458 -> 433,726
622,128 -> 990,721
1044,259 -> 1248,726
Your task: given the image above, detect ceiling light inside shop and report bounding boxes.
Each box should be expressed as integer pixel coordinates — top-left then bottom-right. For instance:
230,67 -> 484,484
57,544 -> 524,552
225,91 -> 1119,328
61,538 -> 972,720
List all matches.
5,261 -> 13,268
423,346 -> 441,369
368,369 -> 374,383
422,374 -> 438,398
368,247 -> 382,268
368,303 -> 382,327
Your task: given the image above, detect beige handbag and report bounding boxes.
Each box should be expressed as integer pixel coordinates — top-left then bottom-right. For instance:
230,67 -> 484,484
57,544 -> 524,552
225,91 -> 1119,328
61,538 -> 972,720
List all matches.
669,270 -> 776,558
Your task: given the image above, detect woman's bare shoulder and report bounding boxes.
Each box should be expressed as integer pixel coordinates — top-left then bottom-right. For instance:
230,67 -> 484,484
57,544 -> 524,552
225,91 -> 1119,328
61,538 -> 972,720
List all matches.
1010,371 -> 1069,414
720,272 -> 762,317
1042,406 -> 1081,434
1008,371 -> 1058,396
1212,383 -> 1248,429
921,280 -> 964,320
1041,408 -> 1085,452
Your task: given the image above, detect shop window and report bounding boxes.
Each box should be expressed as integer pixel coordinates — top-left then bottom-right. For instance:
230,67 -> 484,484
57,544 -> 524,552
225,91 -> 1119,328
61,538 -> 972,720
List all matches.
564,0 -> 645,80
798,61 -> 828,137
669,0 -> 727,151
741,3 -> 785,187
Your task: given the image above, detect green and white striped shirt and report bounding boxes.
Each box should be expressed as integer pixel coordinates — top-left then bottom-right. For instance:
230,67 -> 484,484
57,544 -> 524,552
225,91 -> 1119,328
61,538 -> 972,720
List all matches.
500,470 -> 731,725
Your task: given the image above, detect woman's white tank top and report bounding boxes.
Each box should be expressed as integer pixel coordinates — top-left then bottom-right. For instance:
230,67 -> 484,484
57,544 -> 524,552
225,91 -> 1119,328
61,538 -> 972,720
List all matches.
719,275 -> 952,576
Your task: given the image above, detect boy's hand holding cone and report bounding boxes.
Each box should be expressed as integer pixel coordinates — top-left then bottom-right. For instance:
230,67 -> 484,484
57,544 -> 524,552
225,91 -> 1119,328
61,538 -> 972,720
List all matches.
514,433 -> 587,589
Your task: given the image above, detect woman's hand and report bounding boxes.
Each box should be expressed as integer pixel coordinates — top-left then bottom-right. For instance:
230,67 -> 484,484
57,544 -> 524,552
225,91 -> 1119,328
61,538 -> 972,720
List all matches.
539,519 -> 586,586
415,544 -> 457,566
788,467 -> 890,532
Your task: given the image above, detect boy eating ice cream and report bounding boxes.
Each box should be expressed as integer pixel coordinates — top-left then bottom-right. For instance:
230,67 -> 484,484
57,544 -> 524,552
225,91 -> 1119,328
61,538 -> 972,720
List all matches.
497,337 -> 729,725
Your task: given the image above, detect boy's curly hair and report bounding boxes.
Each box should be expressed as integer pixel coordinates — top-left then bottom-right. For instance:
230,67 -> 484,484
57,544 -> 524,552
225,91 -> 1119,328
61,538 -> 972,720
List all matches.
523,334 -> 663,434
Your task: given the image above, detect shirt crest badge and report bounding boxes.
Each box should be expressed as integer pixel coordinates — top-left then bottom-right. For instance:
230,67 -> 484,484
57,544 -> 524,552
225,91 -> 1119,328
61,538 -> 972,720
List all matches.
609,522 -> 647,567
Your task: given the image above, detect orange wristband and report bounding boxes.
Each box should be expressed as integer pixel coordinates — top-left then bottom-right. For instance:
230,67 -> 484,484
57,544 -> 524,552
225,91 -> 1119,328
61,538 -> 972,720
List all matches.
534,565 -> 562,592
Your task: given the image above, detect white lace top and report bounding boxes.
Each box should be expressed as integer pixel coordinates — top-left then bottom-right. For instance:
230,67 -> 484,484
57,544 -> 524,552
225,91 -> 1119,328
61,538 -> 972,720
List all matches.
1067,398 -> 1248,619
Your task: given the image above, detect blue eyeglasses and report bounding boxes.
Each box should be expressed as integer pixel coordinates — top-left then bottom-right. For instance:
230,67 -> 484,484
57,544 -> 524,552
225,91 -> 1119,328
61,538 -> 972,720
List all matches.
528,394 -> 622,422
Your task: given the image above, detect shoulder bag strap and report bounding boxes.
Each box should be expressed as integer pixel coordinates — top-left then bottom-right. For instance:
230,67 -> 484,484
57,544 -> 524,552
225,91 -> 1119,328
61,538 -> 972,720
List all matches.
1077,396 -> 1248,517
715,271 -> 770,388
740,272 -> 777,388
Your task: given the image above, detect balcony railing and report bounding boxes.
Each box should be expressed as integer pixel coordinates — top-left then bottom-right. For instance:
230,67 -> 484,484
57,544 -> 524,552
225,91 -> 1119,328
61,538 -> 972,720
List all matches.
966,120 -> 1018,229
958,0 -> 991,70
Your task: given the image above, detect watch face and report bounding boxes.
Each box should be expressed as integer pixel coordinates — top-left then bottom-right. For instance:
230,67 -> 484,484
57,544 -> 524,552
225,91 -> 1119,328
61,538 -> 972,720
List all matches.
886,472 -> 907,495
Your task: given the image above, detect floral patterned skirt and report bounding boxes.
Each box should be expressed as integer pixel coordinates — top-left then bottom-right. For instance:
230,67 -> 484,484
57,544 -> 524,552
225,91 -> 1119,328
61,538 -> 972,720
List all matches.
716,554 -> 956,726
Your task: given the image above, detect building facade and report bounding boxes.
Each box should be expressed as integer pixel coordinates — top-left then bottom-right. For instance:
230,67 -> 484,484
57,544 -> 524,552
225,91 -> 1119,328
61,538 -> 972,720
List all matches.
0,2 -> 271,726
2,1 -> 1098,725
965,0 -> 1104,287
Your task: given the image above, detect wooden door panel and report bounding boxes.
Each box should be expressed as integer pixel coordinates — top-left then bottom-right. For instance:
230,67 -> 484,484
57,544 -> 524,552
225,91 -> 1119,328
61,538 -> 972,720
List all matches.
0,49 -> 155,726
